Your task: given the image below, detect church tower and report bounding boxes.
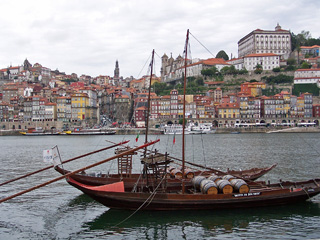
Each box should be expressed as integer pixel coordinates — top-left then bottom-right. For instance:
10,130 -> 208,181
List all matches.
114,60 -> 120,79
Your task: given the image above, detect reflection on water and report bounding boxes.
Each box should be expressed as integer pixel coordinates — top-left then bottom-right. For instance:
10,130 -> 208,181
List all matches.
79,201 -> 320,239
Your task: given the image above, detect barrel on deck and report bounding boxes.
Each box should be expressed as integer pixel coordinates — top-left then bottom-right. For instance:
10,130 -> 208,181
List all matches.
192,176 -> 206,189
170,168 -> 183,179
207,174 -> 222,183
200,180 -> 218,195
184,168 -> 195,179
222,175 -> 236,182
230,179 -> 250,193
216,179 -> 233,194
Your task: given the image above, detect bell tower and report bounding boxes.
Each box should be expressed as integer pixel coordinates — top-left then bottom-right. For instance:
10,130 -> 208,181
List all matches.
114,60 -> 120,79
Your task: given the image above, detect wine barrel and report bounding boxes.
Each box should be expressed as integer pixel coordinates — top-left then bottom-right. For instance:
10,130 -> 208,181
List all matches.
170,169 -> 183,179
201,181 -> 218,195
192,176 -> 206,189
184,168 -> 195,179
216,179 -> 233,194
200,179 -> 213,189
207,174 -> 222,183
230,179 -> 250,194
222,175 -> 236,182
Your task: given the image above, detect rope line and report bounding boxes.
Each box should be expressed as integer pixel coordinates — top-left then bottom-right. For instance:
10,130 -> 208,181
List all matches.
189,31 -> 215,58
113,175 -> 166,227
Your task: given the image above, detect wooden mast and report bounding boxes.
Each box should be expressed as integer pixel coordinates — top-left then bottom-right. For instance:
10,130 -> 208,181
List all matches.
144,49 -> 155,151
182,29 -> 189,194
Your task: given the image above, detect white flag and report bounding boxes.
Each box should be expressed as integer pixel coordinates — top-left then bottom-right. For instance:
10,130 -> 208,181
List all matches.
43,146 -> 62,166
43,149 -> 53,163
52,146 -> 62,166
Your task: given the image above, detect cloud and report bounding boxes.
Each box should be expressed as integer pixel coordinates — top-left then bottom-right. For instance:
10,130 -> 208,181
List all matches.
0,0 -> 319,78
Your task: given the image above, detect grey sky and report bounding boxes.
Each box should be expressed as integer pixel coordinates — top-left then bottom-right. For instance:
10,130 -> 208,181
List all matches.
0,0 -> 319,79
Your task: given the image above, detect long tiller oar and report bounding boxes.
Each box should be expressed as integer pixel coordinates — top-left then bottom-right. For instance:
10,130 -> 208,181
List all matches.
0,141 -> 129,187
0,139 -> 159,204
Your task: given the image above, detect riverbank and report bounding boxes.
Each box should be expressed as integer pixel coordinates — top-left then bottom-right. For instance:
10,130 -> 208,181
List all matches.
1,127 -> 320,136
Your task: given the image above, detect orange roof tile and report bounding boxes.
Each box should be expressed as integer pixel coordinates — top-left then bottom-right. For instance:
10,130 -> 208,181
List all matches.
245,53 -> 279,57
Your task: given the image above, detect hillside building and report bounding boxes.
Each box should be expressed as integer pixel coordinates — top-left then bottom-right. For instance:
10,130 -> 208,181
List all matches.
238,23 -> 291,60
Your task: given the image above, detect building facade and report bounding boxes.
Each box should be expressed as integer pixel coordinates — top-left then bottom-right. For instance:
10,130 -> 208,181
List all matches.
238,23 -> 291,60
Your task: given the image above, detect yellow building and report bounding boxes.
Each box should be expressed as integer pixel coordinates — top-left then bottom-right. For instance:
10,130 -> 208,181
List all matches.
217,102 -> 240,119
280,91 -> 291,118
71,93 -> 89,121
297,96 -> 304,117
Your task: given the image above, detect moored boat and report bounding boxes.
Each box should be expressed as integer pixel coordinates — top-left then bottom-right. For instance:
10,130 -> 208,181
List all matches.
66,177 -> 320,211
64,128 -> 116,135
20,127 -> 61,136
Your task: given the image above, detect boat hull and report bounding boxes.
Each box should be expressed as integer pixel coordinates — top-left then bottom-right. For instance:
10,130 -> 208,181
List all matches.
67,178 -> 320,211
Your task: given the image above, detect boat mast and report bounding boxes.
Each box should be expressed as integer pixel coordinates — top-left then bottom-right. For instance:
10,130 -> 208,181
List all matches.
144,49 -> 155,155
182,30 -> 189,194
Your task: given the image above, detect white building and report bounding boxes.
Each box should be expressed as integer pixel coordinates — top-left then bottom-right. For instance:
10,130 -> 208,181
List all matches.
238,23 -> 291,60
226,58 -> 244,70
174,58 -> 230,79
294,68 -> 320,87
300,45 -> 320,57
243,53 -> 280,71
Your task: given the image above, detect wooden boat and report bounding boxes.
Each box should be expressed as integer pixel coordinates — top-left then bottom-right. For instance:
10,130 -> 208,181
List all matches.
54,163 -> 277,190
66,177 -> 320,210
56,33 -> 320,211
226,164 -> 277,181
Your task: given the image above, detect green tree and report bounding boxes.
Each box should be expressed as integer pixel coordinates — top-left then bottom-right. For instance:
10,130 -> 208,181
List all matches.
201,66 -> 220,77
300,61 -> 311,69
287,58 -> 296,66
178,118 -> 187,125
254,64 -> 263,74
272,67 -> 281,72
152,82 -> 174,96
263,74 -> 294,84
196,77 -> 204,86
220,65 -> 237,75
239,68 -> 248,75
216,50 -> 229,61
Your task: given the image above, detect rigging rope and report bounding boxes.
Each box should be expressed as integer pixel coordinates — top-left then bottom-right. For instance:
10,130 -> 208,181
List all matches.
136,52 -> 152,79
113,174 -> 166,227
189,31 -> 215,58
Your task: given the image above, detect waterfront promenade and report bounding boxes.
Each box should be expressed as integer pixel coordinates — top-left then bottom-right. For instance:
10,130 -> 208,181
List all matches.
1,126 -> 320,136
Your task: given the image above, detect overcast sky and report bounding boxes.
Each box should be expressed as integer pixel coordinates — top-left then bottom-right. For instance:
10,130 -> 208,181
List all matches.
0,0 -> 319,79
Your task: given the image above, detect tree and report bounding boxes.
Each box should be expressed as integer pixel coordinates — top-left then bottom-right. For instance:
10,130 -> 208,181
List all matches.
216,50 -> 229,60
196,77 -> 204,86
254,64 -> 263,74
263,74 -> 294,84
178,118 -> 186,125
287,58 -> 296,66
300,61 -> 311,69
272,67 -> 281,72
239,68 -> 248,75
201,66 -> 220,77
152,82 -> 173,96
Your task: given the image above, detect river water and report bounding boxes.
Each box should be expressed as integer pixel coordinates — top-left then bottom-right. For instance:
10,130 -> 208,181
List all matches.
0,133 -> 319,239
